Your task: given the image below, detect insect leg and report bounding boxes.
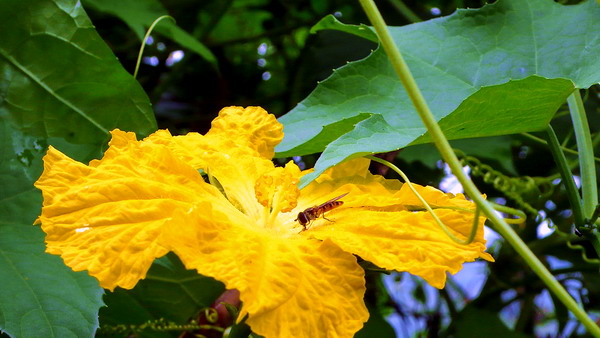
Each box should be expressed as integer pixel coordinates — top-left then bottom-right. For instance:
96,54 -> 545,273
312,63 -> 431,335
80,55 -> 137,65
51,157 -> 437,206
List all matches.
321,214 -> 335,223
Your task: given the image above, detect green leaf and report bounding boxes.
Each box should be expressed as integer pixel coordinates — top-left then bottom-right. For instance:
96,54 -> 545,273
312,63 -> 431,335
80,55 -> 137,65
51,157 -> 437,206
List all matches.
0,124 -> 43,226
0,223 -> 104,337
0,0 -> 157,144
311,15 -> 378,43
99,253 -> 225,335
201,4 -> 272,44
0,117 -> 106,338
0,1 -> 163,335
450,305 -> 528,338
81,0 -> 217,66
276,0 -> 600,186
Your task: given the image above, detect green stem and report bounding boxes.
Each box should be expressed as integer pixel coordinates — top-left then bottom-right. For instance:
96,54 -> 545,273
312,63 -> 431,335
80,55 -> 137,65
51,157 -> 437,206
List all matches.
545,125 -> 585,227
567,91 -> 600,261
568,91 -> 598,219
521,132 -> 600,164
357,0 -> 600,335
514,295 -> 535,333
386,0 -> 422,23
134,15 -> 175,79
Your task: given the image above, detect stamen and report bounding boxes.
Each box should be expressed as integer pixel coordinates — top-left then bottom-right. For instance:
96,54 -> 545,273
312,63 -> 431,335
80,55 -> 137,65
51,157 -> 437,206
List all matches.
254,161 -> 301,229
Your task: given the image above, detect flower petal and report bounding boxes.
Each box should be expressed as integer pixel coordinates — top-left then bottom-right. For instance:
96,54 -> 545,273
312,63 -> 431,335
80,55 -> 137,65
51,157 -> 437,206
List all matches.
207,154 -> 276,221
145,107 -> 283,170
34,130 -> 227,290
302,158 -> 493,288
296,158 -> 402,212
145,129 -> 227,170
207,106 -> 283,159
165,207 -> 368,338
310,208 -> 493,289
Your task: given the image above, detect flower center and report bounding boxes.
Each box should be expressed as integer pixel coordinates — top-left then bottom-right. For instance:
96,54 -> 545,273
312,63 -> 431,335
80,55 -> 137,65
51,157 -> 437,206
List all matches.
254,161 -> 301,231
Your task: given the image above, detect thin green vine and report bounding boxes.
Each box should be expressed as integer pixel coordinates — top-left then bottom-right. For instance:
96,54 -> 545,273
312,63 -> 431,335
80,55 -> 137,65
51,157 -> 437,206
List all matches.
357,0 -> 600,334
564,233 -> 600,267
133,15 -> 175,79
489,202 -> 527,225
366,155 -> 480,245
367,155 -> 527,239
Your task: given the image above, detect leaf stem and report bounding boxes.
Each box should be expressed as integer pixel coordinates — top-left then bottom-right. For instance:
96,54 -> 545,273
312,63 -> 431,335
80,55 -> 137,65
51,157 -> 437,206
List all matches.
545,125 -> 585,227
386,0 -> 422,23
521,132 -> 600,163
545,126 -> 600,261
567,91 -> 600,261
567,91 -> 598,219
357,0 -> 600,334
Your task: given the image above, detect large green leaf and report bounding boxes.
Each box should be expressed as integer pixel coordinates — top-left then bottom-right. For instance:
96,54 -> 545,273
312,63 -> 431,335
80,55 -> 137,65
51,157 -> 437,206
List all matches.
81,0 -> 217,66
0,223 -> 104,337
276,0 -> 600,186
0,118 -> 106,337
0,0 -> 157,144
0,124 -> 43,226
310,14 -> 377,43
0,0 -> 161,336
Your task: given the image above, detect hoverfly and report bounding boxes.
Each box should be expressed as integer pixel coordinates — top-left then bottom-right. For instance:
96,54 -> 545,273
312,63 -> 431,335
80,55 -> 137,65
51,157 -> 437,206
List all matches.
295,193 -> 348,231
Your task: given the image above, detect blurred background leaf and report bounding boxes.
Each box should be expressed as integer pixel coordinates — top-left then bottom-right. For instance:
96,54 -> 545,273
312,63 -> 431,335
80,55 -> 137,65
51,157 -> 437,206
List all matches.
81,0 -> 217,66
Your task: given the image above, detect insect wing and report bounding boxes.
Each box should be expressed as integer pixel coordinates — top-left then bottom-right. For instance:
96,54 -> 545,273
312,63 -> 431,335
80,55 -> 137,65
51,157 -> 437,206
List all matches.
315,192 -> 348,209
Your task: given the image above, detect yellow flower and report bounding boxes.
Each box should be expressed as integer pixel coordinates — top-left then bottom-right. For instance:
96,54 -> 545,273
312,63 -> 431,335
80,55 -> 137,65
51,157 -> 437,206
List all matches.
35,106 -> 493,338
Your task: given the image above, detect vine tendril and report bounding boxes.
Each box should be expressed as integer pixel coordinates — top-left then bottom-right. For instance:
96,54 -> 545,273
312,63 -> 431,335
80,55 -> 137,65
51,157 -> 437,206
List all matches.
454,149 -> 554,216
97,316 -> 224,335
